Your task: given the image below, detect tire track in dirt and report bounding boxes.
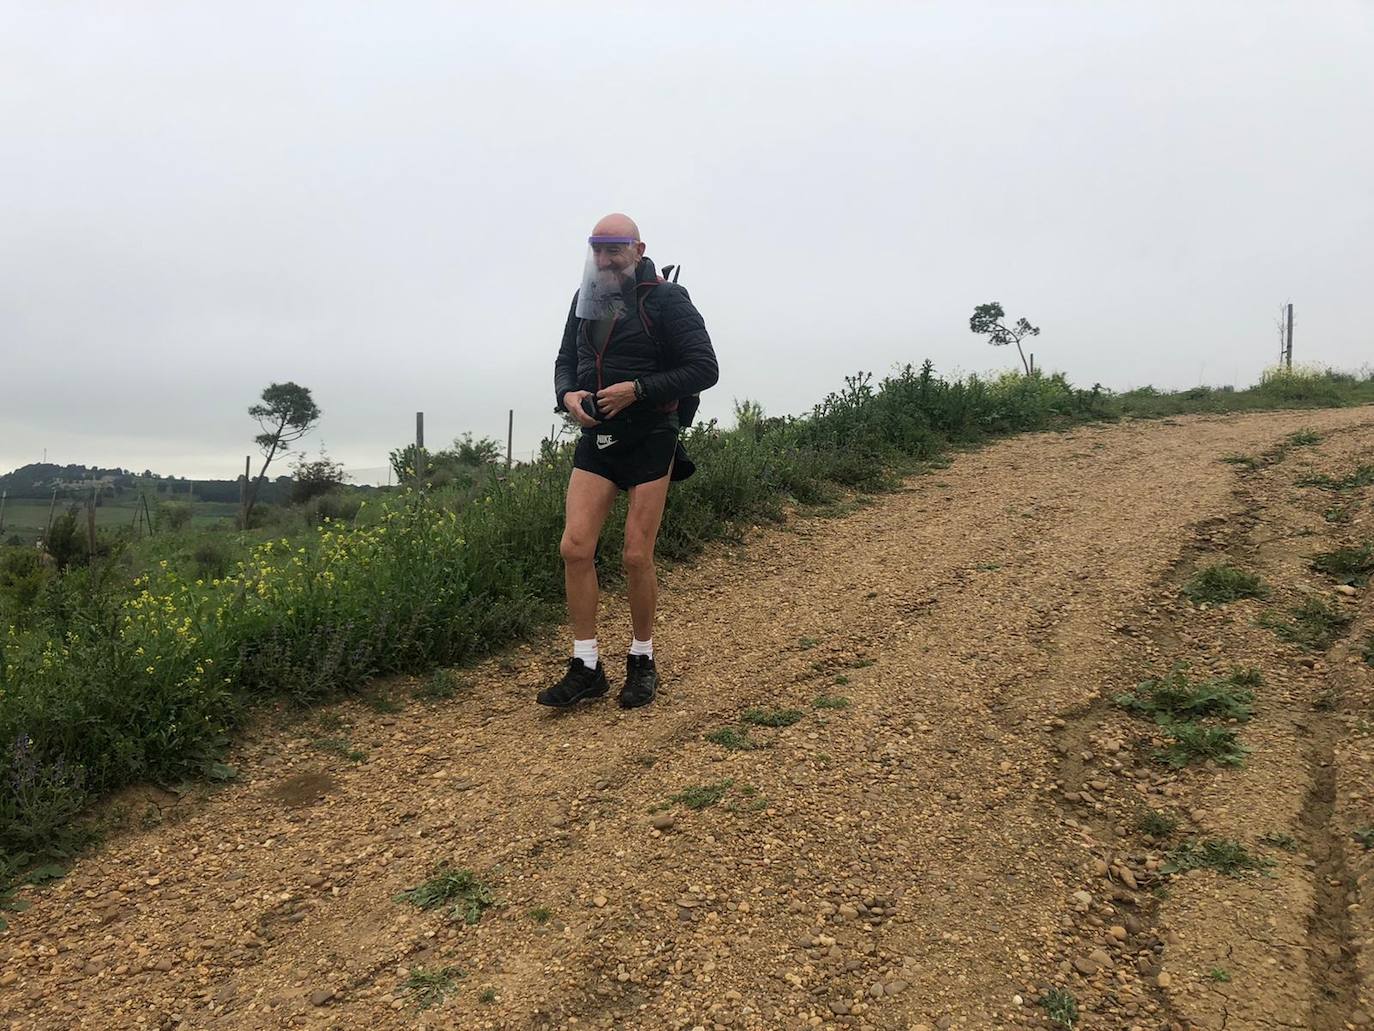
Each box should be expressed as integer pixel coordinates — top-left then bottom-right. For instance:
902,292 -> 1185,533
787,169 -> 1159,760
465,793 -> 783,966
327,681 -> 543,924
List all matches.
2,407 -> 1372,1031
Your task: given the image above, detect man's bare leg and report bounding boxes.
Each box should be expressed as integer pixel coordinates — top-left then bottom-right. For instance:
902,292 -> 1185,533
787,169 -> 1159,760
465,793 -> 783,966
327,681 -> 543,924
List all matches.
560,468 -> 619,639
623,468 -> 673,642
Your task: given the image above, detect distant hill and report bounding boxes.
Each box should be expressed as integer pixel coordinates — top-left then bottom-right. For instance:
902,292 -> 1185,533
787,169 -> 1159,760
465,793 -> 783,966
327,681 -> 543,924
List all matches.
0,462 -> 294,504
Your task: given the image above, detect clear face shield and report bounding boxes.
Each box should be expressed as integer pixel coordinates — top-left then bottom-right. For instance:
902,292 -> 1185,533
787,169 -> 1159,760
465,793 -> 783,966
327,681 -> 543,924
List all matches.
575,236 -> 641,320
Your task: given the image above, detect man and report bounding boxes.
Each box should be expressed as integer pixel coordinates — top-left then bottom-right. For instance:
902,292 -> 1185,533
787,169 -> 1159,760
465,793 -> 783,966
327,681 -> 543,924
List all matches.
538,213 -> 718,710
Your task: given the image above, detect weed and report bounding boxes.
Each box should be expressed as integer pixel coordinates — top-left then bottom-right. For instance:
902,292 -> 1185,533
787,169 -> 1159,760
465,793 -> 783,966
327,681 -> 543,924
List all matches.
1038,987 -> 1079,1027
1229,666 -> 1262,687
742,708 -> 805,728
528,906 -> 551,924
1135,809 -> 1179,838
1260,832 -> 1299,852
1221,454 -> 1258,468
396,865 -> 494,925
813,752 -> 831,765
799,636 -> 820,650
670,780 -> 734,810
1298,464 -> 1374,491
1163,839 -> 1272,876
360,690 -> 404,714
401,966 -> 462,1009
705,727 -> 759,751
1260,599 -> 1354,651
1115,667 -> 1255,723
310,737 -> 367,762
849,658 -> 876,668
1154,722 -> 1248,768
1181,564 -> 1268,604
1310,543 -> 1374,586
1313,687 -> 1341,712
315,712 -> 346,732
1210,967 -> 1232,982
1324,505 -> 1354,524
478,988 -> 497,1004
833,674 -> 851,686
416,671 -> 461,701
1287,428 -> 1322,446
1353,829 -> 1374,850
814,694 -> 851,710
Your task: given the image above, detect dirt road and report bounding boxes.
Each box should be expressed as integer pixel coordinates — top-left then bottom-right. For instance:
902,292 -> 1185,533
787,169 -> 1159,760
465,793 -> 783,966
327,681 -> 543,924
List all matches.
3,407 -> 1372,1031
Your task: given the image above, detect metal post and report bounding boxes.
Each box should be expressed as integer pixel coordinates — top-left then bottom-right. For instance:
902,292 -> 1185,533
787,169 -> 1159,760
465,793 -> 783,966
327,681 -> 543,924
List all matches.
507,409 -> 514,470
0,489 -> 6,536
86,483 -> 97,560
415,412 -> 425,488
1285,303 -> 1294,370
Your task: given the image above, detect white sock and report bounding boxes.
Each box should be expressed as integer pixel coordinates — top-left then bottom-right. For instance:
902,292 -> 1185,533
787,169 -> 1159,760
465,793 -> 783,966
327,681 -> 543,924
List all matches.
629,637 -> 653,659
573,638 -> 599,670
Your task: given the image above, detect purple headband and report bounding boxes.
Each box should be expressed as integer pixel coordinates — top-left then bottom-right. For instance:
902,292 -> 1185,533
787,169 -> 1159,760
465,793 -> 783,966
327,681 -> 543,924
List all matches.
588,235 -> 637,244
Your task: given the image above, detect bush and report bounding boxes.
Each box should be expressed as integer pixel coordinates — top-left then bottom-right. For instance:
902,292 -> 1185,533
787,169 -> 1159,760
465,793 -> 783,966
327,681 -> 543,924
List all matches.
156,501 -> 193,533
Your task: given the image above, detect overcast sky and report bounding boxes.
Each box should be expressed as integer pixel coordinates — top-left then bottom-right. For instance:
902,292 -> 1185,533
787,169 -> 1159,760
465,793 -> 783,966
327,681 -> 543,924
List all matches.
2,2 -> 1371,483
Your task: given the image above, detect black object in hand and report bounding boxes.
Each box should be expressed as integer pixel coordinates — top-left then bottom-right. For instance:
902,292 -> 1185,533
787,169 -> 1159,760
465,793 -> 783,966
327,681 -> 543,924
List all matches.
580,394 -> 603,421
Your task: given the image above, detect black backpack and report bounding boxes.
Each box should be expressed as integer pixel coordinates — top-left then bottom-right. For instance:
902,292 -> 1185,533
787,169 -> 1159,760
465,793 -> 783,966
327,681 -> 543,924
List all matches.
635,264 -> 701,427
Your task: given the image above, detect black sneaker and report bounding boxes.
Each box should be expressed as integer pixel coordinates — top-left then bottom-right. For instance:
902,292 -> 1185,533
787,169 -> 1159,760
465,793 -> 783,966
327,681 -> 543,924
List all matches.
536,658 -> 610,708
619,654 -> 658,709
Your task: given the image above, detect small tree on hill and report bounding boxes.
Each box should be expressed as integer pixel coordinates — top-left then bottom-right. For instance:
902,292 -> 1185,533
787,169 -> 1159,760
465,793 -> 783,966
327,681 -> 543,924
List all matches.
970,302 -> 1040,376
244,382 -> 320,525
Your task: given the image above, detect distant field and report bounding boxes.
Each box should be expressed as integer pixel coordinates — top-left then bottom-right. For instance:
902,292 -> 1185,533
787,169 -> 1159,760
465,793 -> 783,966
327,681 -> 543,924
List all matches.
0,497 -> 240,543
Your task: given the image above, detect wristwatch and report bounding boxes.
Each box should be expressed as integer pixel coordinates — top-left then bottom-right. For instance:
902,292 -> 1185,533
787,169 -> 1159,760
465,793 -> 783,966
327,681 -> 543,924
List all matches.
633,378 -> 645,400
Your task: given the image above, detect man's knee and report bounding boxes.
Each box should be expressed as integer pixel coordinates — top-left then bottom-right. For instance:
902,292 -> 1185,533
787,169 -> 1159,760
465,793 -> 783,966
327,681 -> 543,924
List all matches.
561,531 -> 596,565
622,539 -> 656,575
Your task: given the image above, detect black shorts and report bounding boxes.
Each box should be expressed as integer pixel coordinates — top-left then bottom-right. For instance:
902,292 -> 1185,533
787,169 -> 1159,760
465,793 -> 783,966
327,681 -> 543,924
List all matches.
573,413 -> 692,491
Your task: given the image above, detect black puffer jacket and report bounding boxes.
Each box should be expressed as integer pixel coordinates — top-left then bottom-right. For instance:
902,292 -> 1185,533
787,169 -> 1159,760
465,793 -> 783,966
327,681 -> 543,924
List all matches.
553,257 -> 718,414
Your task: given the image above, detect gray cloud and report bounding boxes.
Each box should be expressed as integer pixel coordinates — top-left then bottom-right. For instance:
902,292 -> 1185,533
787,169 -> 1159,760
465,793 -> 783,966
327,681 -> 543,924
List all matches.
3,2 -> 1371,481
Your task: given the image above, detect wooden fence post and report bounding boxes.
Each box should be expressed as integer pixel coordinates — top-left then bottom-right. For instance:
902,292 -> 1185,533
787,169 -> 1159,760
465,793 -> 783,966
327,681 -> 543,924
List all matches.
415,412 -> 425,488
507,409 -> 514,470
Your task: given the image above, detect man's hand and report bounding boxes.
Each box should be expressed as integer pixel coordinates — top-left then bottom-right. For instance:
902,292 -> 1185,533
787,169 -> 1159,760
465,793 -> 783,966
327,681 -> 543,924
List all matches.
563,390 -> 600,428
595,381 -> 638,420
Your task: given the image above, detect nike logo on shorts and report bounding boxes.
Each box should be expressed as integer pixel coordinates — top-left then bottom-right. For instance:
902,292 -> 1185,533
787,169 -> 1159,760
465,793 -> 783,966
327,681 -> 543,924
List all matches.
596,434 -> 616,450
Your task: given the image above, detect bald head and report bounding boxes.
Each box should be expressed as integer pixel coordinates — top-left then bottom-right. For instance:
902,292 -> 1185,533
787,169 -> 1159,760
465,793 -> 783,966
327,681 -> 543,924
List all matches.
592,212 -> 640,241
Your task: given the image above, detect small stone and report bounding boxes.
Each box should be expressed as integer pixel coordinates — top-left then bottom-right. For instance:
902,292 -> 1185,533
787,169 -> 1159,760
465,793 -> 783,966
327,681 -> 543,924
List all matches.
651,813 -> 675,831
1109,925 -> 1128,941
310,988 -> 334,1006
1336,585 -> 1358,597
1155,971 -> 1171,988
886,979 -> 908,995
1072,890 -> 1093,908
152,958 -> 174,972
0,971 -> 18,987
1117,867 -> 1139,890
828,1000 -> 851,1016
1088,949 -> 1111,967
869,982 -> 884,998
1074,955 -> 1102,976
1090,859 -> 1109,877
304,873 -> 325,888
592,895 -> 608,908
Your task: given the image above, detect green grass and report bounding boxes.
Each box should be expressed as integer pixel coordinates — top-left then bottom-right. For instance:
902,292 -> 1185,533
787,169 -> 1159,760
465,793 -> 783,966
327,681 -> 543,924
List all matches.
1353,829 -> 1374,850
741,708 -> 805,728
395,866 -> 494,925
1260,599 -> 1354,651
1154,723 -> 1248,768
528,906 -> 551,924
401,966 -> 463,1009
1287,428 -> 1322,446
360,689 -> 404,713
478,987 -> 497,1004
1135,809 -> 1180,838
704,726 -> 759,751
1220,453 -> 1258,468
415,670 -> 462,701
1310,543 -> 1374,586
309,737 -> 367,762
798,636 -> 821,650
1038,988 -> 1079,1028
1210,967 -> 1232,983
669,780 -> 734,810
1324,504 -> 1354,524
1115,667 -> 1255,723
1298,464 -> 1374,491
813,694 -> 851,710
1181,564 -> 1268,604
1260,832 -> 1299,852
1163,839 -> 1273,876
